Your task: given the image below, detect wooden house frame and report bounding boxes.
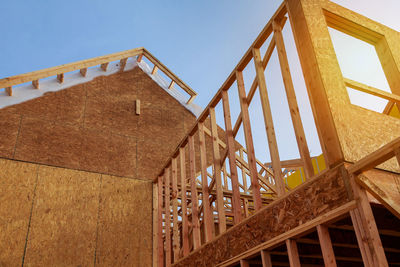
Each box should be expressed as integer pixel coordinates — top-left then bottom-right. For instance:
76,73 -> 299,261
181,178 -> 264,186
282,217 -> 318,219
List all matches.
154,0 -> 400,266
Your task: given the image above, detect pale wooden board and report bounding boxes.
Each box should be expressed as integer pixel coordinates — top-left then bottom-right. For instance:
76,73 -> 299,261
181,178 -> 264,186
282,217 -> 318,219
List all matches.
95,175 -> 152,267
0,159 -> 37,266
23,165 -> 101,266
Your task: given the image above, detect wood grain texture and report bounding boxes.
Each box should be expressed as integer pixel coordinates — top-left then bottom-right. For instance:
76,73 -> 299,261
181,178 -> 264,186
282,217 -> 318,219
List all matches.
95,175 -> 152,267
1,67 -> 196,180
23,165 -> 100,267
0,159 -> 37,267
173,165 -> 350,267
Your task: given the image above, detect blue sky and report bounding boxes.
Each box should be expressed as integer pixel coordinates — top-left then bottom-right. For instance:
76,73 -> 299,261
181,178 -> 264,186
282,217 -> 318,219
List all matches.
1,0 -> 399,163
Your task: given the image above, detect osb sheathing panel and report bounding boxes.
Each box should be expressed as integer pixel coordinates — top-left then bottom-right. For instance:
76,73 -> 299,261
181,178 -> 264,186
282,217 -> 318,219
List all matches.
0,159 -> 37,266
23,165 -> 101,266
296,0 -> 400,172
0,110 -> 21,158
173,166 -> 350,267
0,67 -> 197,180
0,158 -> 152,266
95,175 -> 152,266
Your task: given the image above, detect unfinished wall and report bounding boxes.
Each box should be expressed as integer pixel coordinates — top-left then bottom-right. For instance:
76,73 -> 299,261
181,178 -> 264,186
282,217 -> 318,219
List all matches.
0,66 -> 197,180
173,165 -> 351,267
0,158 -> 152,267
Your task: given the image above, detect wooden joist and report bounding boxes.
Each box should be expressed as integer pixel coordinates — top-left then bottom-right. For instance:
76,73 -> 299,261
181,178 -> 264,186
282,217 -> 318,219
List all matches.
151,65 -> 159,75
80,68 -> 87,77
165,168 -> 172,267
57,73 -> 64,83
348,137 -> 400,175
32,80 -> 39,89
5,87 -> 12,96
100,62 -> 109,71
119,58 -> 128,72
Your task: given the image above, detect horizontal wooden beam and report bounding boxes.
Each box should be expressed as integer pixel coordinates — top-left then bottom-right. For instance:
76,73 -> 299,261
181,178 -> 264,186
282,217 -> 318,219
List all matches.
348,137 -> 400,175
0,47 -> 144,88
344,78 -> 400,105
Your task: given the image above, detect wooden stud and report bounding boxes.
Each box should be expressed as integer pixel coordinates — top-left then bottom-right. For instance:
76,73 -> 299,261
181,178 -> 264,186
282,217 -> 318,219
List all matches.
153,182 -> 159,267
350,175 -> 389,267
5,86 -> 12,96
261,250 -> 273,267
100,62 -> 109,71
221,90 -> 242,223
286,239 -> 301,267
119,58 -> 128,72
136,99 -> 141,115
179,147 -> 189,256
32,80 -> 39,89
271,21 -> 315,179
239,149 -> 248,194
57,73 -> 64,83
243,199 -> 250,218
350,209 -> 374,267
168,81 -> 175,89
250,49 -> 287,196
236,70 -> 263,209
80,68 -> 87,77
209,107 -> 227,234
164,168 -> 172,267
171,158 -> 180,262
137,54 -> 143,63
188,135 -> 201,249
157,176 -> 165,267
198,122 -> 214,242
316,224 -> 337,267
240,260 -> 250,267
151,65 -> 159,75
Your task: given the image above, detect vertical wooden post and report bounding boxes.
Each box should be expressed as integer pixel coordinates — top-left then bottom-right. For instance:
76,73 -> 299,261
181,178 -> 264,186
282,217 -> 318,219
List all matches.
221,90 -> 243,224
198,122 -> 214,242
171,158 -> 180,262
350,209 -> 374,267
209,107 -> 227,234
250,49 -> 286,196
239,149 -> 248,194
240,260 -> 250,267
286,0 -> 344,167
351,176 -> 388,267
316,225 -> 337,267
153,182 -> 159,267
179,147 -> 190,256
261,250 -> 273,267
286,239 -> 301,267
236,70 -> 263,209
164,168 -> 172,267
270,21 -> 314,179
188,135 -> 201,249
157,176 -> 164,267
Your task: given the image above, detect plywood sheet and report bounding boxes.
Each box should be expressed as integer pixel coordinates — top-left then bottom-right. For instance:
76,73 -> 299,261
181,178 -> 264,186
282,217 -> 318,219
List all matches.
23,166 -> 100,266
0,110 -> 21,158
0,159 -> 37,266
95,175 -> 152,266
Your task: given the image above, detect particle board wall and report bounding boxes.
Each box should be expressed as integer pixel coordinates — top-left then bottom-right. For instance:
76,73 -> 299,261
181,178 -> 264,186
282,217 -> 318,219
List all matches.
0,158 -> 152,267
0,66 -> 197,180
